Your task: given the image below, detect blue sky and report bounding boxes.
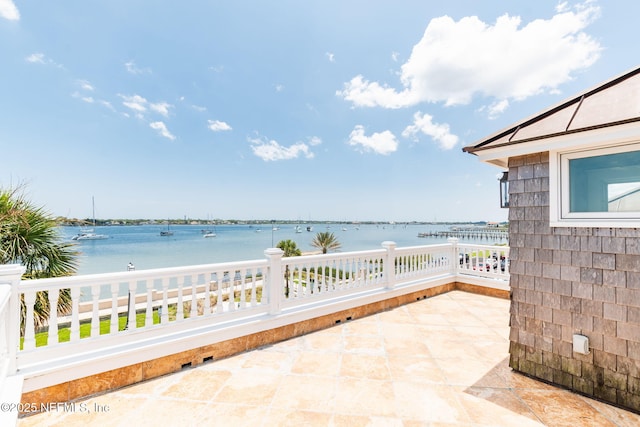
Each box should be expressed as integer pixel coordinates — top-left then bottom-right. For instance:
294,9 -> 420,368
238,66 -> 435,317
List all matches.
1,1 -> 638,222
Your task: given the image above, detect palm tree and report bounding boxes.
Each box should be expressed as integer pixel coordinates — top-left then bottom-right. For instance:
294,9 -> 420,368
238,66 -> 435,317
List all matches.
276,239 -> 302,257
0,187 -> 79,332
310,231 -> 341,254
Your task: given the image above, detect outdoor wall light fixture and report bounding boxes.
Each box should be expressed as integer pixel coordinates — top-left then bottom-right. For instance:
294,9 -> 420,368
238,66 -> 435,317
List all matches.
499,171 -> 509,208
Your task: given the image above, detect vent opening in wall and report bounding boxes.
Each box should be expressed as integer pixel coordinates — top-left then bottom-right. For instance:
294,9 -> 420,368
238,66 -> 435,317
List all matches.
573,334 -> 589,355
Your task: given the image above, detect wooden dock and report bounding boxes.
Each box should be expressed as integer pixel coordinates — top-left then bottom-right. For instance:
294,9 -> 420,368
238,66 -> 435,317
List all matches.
418,227 -> 508,241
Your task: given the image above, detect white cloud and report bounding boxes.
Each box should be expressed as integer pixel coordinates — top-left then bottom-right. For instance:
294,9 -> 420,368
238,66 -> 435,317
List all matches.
192,105 -> 207,112
25,52 -> 64,69
338,75 -> 414,109
275,84 -> 284,92
72,92 -> 94,103
338,1 -> 601,112
99,100 -> 116,112
118,95 -> 171,117
308,136 -> 322,146
391,51 -> 400,62
0,0 -> 19,20
149,121 -> 176,140
150,102 -> 172,117
77,79 -> 94,91
208,120 -> 232,132
402,112 -> 459,150
326,52 -> 335,62
483,99 -> 510,120
125,60 -> 151,75
119,94 -> 148,113
25,53 -> 45,64
347,125 -> 398,155
249,135 -> 315,161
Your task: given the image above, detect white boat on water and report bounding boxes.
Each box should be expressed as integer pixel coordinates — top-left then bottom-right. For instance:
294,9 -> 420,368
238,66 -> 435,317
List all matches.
72,197 -> 108,240
203,229 -> 216,238
72,230 -> 108,241
160,221 -> 173,236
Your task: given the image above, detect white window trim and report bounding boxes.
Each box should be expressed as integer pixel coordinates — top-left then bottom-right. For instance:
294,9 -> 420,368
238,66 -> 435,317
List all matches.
550,142 -> 640,228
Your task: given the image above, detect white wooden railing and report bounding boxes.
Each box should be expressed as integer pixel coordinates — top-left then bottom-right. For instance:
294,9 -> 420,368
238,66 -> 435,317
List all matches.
0,239 -> 509,396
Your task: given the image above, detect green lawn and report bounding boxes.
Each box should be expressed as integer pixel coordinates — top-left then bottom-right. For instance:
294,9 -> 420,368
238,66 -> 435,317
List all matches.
22,287 -> 264,349
23,311 -> 160,349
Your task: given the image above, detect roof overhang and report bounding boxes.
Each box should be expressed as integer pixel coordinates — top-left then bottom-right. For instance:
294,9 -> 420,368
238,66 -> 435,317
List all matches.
464,65 -> 640,169
471,120 -> 640,169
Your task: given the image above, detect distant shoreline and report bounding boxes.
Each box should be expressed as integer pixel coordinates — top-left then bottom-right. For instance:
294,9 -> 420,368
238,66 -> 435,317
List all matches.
58,218 -> 507,228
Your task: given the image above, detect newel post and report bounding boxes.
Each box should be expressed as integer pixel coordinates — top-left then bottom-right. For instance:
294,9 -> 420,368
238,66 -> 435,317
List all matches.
264,248 -> 284,315
0,264 -> 26,375
382,241 -> 397,289
448,238 -> 459,275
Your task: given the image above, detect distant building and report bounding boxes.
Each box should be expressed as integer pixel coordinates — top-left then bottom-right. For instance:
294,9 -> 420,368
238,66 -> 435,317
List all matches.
464,66 -> 640,412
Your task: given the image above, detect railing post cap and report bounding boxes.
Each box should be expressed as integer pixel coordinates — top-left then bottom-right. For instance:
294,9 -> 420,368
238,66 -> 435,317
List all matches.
381,241 -> 397,249
0,264 -> 26,276
264,248 -> 284,256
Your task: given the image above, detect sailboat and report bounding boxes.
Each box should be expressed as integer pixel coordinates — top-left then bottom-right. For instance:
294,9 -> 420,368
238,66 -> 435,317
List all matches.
160,220 -> 173,236
72,197 -> 108,240
203,225 -> 217,238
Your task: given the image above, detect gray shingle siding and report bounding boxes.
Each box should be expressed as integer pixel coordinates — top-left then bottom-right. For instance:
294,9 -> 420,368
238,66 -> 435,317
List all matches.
508,152 -> 640,412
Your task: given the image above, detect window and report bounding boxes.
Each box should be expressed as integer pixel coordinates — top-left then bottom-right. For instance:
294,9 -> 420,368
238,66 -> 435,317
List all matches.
551,143 -> 640,227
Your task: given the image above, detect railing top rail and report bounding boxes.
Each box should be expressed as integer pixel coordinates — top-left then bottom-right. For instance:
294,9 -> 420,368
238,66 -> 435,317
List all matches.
18,258 -> 268,290
283,248 -> 387,262
394,243 -> 453,253
457,243 -> 510,250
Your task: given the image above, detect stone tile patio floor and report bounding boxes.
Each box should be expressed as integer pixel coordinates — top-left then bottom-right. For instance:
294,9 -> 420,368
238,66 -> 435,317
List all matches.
19,290 -> 640,426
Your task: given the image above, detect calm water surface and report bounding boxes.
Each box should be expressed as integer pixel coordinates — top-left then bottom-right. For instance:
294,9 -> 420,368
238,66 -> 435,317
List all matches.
62,223 -> 505,275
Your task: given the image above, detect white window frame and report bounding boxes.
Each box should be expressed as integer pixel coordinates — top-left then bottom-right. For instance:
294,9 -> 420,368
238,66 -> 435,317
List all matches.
550,142 -> 640,227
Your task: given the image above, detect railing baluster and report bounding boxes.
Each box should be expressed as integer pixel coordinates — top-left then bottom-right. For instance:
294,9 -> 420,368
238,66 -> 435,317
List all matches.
91,284 -> 100,338
176,277 -> 184,321
250,269 -> 258,306
295,264 -> 302,298
127,280 -> 136,330
161,278 -> 169,324
189,275 -> 198,318
48,288 -> 59,346
239,269 -> 247,309
70,287 -> 81,342
227,272 -> 236,313
215,272 -> 223,314
203,273 -> 211,315
110,283 -> 119,334
22,290 -> 37,350
344,257 -> 350,288
145,279 -> 154,327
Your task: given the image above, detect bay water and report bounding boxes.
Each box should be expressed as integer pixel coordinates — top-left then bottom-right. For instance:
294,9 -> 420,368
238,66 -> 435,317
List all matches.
61,223 -> 506,275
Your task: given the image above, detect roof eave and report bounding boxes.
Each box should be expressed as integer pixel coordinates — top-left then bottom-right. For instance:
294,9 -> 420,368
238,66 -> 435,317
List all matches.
471,121 -> 640,168
463,65 -> 640,154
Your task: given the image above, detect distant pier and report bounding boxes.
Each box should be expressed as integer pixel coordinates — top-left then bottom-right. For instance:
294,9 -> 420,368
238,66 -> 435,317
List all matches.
418,227 -> 509,241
